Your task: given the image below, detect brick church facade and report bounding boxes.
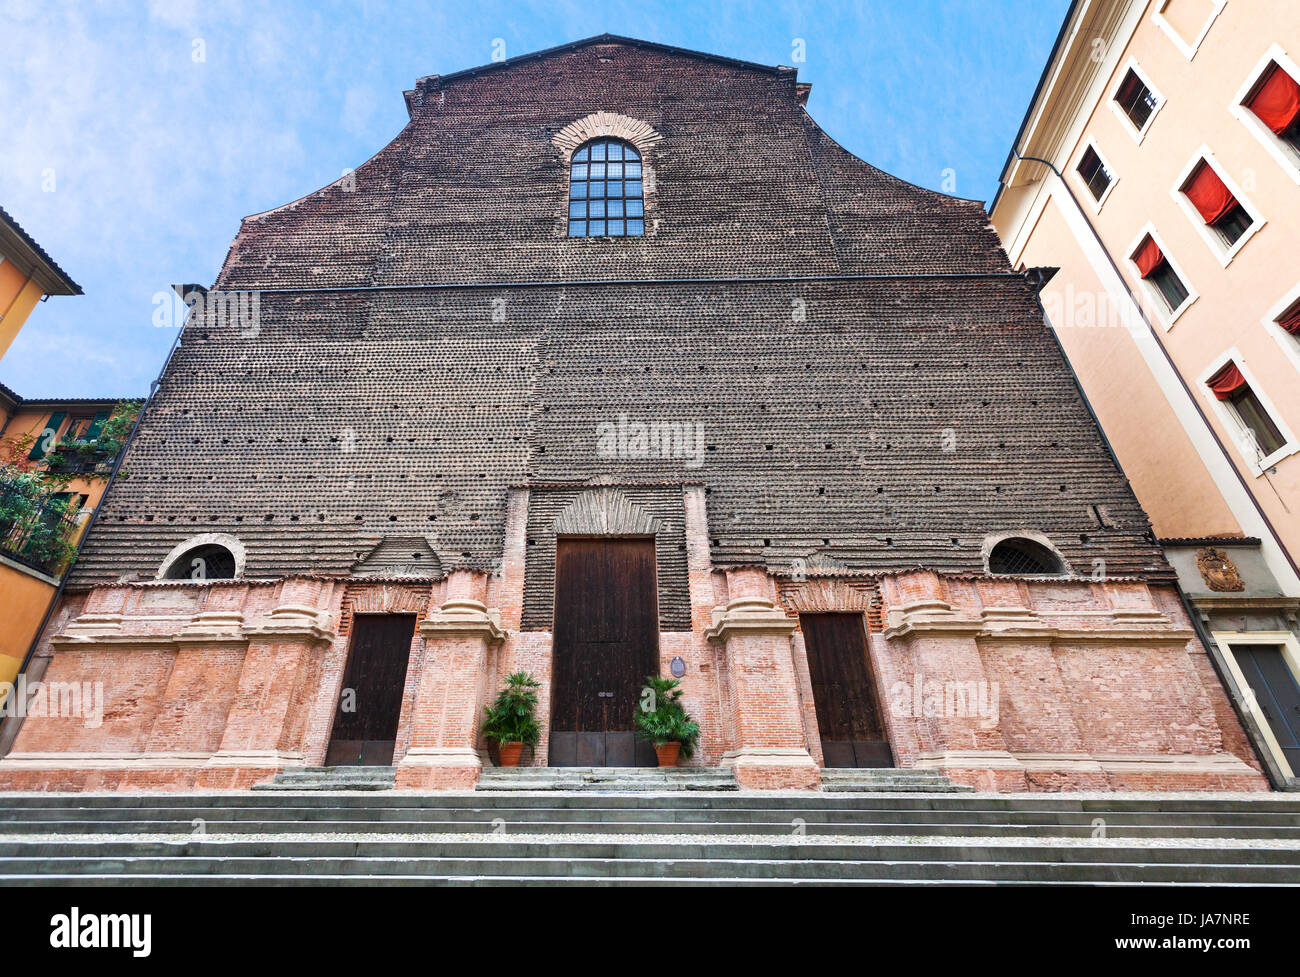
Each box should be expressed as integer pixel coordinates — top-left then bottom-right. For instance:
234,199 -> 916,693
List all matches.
0,36 -> 1268,792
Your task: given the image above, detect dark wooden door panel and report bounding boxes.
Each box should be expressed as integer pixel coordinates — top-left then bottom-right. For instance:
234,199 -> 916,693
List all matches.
802,612 -> 893,769
550,538 -> 659,767
1235,645 -> 1300,772
326,614 -> 416,766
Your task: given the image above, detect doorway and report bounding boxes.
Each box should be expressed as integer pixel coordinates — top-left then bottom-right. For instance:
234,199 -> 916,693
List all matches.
549,538 -> 659,767
1231,643 -> 1300,776
800,612 -> 893,768
325,614 -> 416,766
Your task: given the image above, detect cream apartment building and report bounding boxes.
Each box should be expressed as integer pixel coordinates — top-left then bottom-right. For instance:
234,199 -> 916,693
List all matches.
992,0 -> 1300,787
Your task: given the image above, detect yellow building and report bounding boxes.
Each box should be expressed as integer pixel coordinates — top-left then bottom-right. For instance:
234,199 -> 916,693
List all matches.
0,393 -> 139,688
0,205 -> 81,361
992,0 -> 1300,787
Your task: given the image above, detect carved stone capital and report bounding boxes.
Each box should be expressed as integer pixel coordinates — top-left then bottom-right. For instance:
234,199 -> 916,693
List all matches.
704,595 -> 797,643
882,599 -> 983,639
418,598 -> 505,645
244,604 -> 334,643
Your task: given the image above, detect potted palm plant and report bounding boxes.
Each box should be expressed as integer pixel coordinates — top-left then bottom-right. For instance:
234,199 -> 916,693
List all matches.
481,671 -> 541,766
634,675 -> 700,768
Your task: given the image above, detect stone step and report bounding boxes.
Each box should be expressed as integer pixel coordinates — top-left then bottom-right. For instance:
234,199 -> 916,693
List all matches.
3,818 -> 1300,839
253,766 -> 397,791
2,792 -> 1298,813
12,874 -> 1289,887
476,767 -> 738,791
0,854 -> 1292,884
4,804 -> 1300,828
5,839 -> 1300,865
817,768 -> 973,792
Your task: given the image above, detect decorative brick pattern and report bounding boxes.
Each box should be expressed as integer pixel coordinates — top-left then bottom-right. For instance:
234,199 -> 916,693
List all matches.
1,37 -> 1260,796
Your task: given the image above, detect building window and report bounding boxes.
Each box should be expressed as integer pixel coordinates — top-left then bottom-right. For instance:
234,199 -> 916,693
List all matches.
1207,361 -> 1287,459
1172,150 -> 1264,264
987,537 -> 1065,576
1152,0 -> 1225,61
1232,48 -> 1300,185
1132,235 -> 1189,312
1115,68 -> 1160,133
163,543 -> 237,580
1276,298 -> 1300,340
1181,160 -> 1253,246
1077,145 -> 1114,202
567,138 -> 644,238
157,532 -> 246,581
1244,61 -> 1300,154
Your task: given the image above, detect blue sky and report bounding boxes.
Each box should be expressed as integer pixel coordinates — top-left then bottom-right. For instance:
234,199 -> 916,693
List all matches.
0,0 -> 1068,398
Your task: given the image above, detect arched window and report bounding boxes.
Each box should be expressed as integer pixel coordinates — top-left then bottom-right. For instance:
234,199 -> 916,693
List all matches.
987,537 -> 1066,576
163,542 -> 238,580
568,138 -> 644,238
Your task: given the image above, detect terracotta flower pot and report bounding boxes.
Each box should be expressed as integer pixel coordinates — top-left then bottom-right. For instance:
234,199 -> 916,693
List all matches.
655,742 -> 681,768
498,742 -> 524,767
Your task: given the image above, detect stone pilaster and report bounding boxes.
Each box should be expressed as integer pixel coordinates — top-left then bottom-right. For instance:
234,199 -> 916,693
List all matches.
396,570 -> 505,790
196,578 -> 334,789
706,568 -> 820,790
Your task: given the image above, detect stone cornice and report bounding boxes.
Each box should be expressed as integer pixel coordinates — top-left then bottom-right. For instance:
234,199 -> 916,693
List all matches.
883,600 -> 1194,645
50,605 -> 336,650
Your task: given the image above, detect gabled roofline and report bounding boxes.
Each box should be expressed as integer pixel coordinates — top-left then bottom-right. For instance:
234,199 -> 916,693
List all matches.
404,33 -> 796,113
0,204 -> 82,296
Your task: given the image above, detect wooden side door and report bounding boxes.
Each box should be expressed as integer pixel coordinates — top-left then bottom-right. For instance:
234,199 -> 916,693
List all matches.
800,612 -> 893,768
325,614 -> 416,766
549,538 -> 659,767
1234,644 -> 1300,774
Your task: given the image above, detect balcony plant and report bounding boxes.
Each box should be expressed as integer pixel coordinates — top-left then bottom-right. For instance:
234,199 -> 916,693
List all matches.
481,671 -> 541,767
0,473 -> 78,574
634,675 -> 700,768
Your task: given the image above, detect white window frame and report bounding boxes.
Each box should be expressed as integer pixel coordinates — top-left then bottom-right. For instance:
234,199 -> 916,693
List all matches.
1109,58 -> 1166,144
1197,347 -> 1299,474
1124,222 -> 1199,329
1073,136 -> 1119,212
1262,282 -> 1300,377
1211,629 -> 1300,781
1230,44 -> 1300,186
1152,0 -> 1225,62
1170,147 -> 1266,267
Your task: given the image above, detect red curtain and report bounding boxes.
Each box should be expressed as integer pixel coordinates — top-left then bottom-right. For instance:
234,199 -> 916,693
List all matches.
1247,63 -> 1300,135
1207,362 -> 1247,401
1133,236 -> 1164,278
1278,303 -> 1300,336
1184,163 -> 1238,225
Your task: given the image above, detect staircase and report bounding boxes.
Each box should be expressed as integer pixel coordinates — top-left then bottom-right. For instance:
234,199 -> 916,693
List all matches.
0,791 -> 1298,885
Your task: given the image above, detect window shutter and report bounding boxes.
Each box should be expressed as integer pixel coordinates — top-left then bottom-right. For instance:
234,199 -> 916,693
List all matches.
1207,362 -> 1247,401
27,411 -> 66,460
1184,163 -> 1237,225
85,411 -> 109,440
1133,237 -> 1164,278
1247,63 -> 1300,135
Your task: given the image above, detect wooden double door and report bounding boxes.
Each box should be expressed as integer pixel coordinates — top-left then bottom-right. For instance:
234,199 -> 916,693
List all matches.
549,538 -> 659,767
800,613 -> 894,768
325,614 -> 416,766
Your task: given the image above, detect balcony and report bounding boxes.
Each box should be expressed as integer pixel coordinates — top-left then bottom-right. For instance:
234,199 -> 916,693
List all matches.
0,479 -> 82,577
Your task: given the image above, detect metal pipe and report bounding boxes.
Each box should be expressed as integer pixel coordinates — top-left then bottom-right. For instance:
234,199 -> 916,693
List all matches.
1008,149 -> 1300,583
